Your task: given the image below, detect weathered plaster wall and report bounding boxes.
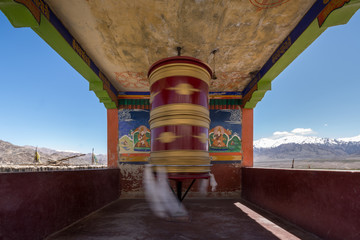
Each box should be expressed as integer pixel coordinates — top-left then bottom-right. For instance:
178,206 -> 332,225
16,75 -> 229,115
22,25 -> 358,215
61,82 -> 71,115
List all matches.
0,169 -> 120,239
242,168 -> 360,240
45,0 -> 315,92
118,164 -> 145,198
119,164 -> 241,198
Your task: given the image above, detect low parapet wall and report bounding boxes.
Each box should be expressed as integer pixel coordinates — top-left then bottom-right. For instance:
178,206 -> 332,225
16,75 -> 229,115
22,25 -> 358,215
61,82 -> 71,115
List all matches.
242,168 -> 360,240
0,169 -> 120,239
0,164 -> 107,172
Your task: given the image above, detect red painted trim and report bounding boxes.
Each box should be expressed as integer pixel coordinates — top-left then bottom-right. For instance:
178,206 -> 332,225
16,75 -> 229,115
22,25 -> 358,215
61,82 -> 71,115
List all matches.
118,95 -> 150,99
241,108 -> 253,167
107,109 -> 118,168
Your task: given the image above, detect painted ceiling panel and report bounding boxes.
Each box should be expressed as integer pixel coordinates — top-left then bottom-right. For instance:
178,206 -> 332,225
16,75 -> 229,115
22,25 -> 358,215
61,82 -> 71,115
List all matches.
44,0 -> 316,92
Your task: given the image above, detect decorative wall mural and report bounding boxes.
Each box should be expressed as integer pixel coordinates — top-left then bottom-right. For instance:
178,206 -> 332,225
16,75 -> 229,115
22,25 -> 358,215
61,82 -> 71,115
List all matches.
133,125 -> 151,150
115,71 -> 149,89
118,108 -> 242,163
249,0 -> 290,10
317,0 -> 350,27
210,126 -> 232,148
209,109 -> 242,153
118,109 -> 151,154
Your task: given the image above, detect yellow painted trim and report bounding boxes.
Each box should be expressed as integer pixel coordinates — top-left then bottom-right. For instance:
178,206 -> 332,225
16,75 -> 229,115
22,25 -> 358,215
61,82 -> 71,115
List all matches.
210,155 -> 243,161
119,155 -> 149,162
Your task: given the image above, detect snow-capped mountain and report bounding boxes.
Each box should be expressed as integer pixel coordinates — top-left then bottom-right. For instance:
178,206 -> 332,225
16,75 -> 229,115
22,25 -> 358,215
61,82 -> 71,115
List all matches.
254,134 -> 360,161
254,134 -> 360,149
338,135 -> 360,142
254,135 -> 339,149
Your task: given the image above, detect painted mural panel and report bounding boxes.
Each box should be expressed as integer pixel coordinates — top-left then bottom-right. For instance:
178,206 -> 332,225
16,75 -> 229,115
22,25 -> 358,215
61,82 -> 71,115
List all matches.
118,108 -> 242,164
209,109 -> 242,161
118,109 -> 151,156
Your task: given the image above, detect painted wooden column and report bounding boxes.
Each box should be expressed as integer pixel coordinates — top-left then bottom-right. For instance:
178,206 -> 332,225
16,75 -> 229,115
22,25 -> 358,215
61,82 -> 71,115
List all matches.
241,108 -> 253,167
107,109 -> 118,168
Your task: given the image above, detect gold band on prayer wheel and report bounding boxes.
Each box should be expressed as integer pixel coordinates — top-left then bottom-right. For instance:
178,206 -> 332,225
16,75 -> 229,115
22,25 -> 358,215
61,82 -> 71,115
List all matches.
150,103 -> 209,121
151,165 -> 211,173
149,63 -> 211,87
150,150 -> 209,158
150,158 -> 210,166
149,115 -> 210,129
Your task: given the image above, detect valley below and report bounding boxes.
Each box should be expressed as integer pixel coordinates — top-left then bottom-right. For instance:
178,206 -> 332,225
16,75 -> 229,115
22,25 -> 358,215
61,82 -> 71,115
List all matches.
254,159 -> 360,170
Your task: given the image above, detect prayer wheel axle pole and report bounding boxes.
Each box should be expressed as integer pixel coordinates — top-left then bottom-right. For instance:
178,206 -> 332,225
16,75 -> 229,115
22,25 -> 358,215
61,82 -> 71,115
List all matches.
176,181 -> 182,201
172,179 -> 197,202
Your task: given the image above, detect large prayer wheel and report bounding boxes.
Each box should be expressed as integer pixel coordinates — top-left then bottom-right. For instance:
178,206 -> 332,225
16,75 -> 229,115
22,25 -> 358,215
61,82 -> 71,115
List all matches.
148,56 -> 212,174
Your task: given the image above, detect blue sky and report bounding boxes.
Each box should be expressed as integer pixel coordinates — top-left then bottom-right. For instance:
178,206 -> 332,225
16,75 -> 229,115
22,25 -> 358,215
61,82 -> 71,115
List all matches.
254,10 -> 360,141
0,12 -> 107,154
0,10 -> 360,154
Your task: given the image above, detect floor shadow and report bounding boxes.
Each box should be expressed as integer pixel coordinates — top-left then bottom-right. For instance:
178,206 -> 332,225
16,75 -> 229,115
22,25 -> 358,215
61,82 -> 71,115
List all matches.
47,199 -> 320,240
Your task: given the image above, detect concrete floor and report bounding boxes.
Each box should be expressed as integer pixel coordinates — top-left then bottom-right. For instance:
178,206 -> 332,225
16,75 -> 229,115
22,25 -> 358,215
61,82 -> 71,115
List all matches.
48,199 -> 320,240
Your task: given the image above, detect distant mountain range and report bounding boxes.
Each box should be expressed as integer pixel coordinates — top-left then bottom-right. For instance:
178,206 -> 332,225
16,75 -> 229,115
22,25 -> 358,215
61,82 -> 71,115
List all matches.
3,134 -> 360,168
0,139 -> 107,165
254,135 -> 360,162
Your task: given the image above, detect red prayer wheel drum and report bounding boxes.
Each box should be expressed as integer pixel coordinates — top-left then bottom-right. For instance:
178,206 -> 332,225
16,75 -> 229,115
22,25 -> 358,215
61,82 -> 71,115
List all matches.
148,56 -> 212,174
